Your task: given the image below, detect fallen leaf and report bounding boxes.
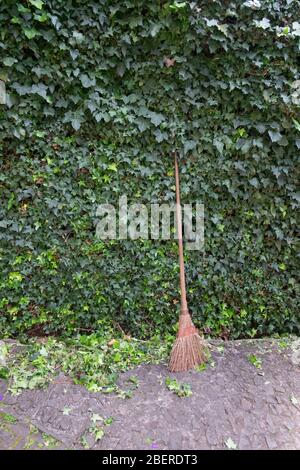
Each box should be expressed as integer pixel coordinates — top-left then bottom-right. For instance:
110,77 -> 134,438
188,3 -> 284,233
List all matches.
91,413 -> 102,424
290,395 -> 298,406
62,406 -> 71,415
225,438 -> 237,449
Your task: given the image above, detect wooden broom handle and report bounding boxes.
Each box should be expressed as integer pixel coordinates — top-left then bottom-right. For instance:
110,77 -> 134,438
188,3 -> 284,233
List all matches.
174,153 -> 188,314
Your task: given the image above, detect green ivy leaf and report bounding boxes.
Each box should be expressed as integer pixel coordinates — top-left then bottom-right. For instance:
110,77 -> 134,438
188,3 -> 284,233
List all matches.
255,18 -> 271,29
268,130 -> 282,143
225,438 -> 237,450
24,28 -> 39,39
213,139 -> 224,154
17,4 -> 31,13
292,119 -> 300,132
29,0 -> 44,9
80,74 -> 96,88
150,112 -> 164,127
3,57 -> 17,67
169,2 -> 187,10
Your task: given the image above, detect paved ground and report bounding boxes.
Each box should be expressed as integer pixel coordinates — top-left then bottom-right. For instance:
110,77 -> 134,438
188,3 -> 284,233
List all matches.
0,338 -> 299,450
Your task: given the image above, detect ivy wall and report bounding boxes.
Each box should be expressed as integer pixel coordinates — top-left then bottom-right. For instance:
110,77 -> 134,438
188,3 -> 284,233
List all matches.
0,0 -> 299,338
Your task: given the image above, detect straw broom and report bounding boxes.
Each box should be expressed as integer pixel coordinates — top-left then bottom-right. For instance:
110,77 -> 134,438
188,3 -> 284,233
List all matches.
169,153 -> 208,372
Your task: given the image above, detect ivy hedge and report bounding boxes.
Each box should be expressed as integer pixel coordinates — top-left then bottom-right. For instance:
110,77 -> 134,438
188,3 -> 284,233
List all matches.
0,0 -> 299,339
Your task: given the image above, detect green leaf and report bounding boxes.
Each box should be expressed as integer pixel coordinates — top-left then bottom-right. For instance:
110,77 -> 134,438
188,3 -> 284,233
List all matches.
225,438 -> 237,450
9,272 -> 23,282
24,29 -> 39,39
34,13 -> 48,22
136,118 -> 149,132
217,24 -> 229,36
31,83 -> 49,100
108,163 -> 118,172
149,24 -> 161,37
292,119 -> 300,132
91,413 -> 102,424
7,193 -> 15,210
213,139 -> 224,153
3,57 -> 17,67
93,427 -> 104,441
150,112 -> 164,127
169,2 -> 187,10
73,31 -> 85,43
195,363 -> 207,372
292,22 -> 300,37
154,129 -> 168,143
290,395 -> 298,407
11,16 -> 21,24
29,0 -> 44,9
255,18 -> 271,29
268,130 -> 282,143
184,140 -> 196,153
17,4 -> 31,13
62,406 -> 71,415
205,19 -> 219,27
247,354 -> 262,369
80,74 -> 96,88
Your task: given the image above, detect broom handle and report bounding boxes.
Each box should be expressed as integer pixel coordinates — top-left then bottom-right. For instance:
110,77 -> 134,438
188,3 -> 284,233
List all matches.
174,154 -> 188,313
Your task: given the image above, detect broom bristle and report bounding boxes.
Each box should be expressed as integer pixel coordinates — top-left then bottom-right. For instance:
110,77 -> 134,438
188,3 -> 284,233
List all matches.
169,312 -> 208,372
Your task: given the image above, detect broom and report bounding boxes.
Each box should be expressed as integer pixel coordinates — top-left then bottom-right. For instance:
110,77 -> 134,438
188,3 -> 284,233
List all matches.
169,153 -> 208,372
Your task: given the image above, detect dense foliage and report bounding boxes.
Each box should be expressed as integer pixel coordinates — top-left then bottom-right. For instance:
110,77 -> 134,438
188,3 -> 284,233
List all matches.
0,0 -> 299,339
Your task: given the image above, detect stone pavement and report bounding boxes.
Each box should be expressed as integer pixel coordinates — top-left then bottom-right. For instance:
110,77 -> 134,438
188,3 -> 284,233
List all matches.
0,338 -> 299,450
